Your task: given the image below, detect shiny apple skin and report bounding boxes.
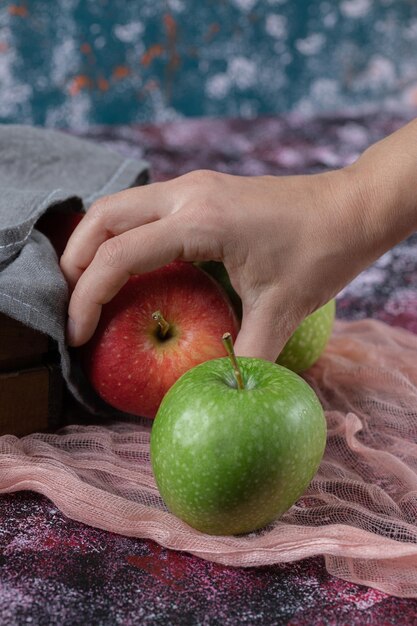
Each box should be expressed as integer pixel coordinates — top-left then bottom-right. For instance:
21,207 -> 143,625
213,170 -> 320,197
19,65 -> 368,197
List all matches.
151,356 -> 326,535
82,261 -> 239,418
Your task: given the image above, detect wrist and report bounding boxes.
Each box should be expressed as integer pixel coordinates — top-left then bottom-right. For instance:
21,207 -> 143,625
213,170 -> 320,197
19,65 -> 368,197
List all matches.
348,125 -> 417,255
315,165 -> 382,269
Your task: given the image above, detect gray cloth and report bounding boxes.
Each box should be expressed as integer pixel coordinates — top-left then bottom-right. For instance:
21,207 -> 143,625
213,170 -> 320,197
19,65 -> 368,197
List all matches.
0,124 -> 149,415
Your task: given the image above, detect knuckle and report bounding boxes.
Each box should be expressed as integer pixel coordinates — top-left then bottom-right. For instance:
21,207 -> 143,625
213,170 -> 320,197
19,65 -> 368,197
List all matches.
186,169 -> 220,188
183,196 -> 223,231
173,170 -> 228,219
87,195 -> 112,222
173,170 -> 233,258
97,236 -> 125,268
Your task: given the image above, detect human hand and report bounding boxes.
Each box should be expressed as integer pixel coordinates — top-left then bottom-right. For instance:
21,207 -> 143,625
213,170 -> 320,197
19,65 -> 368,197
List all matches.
60,166 -> 376,361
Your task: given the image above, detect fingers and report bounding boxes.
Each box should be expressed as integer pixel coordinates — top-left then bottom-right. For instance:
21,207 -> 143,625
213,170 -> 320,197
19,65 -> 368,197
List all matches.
60,181 -> 172,290
234,289 -> 302,362
66,214 -> 184,347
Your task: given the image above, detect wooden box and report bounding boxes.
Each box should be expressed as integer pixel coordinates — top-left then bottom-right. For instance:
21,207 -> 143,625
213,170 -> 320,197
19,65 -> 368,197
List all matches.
0,312 -> 51,372
0,314 -> 64,436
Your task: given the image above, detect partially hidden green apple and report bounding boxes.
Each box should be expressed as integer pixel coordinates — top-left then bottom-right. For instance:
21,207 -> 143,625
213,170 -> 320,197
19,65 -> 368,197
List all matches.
277,299 -> 336,372
196,261 -> 335,373
150,334 -> 327,536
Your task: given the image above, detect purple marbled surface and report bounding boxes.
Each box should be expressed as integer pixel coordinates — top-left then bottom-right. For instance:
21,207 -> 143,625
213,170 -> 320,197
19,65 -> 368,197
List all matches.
2,112 -> 417,624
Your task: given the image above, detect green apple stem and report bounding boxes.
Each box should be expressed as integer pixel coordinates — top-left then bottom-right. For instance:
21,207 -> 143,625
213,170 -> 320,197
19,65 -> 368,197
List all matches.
152,310 -> 170,338
222,332 -> 245,390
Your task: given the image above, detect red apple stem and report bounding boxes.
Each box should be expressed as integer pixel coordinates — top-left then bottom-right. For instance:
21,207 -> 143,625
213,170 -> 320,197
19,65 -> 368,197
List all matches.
152,310 -> 170,338
222,332 -> 245,390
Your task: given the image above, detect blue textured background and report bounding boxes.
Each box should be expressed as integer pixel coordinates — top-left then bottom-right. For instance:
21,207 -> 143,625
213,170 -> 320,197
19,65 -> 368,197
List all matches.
1,0 -> 417,126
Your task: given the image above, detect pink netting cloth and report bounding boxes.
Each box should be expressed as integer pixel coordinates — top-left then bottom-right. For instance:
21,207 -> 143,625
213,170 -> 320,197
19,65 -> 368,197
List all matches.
1,318 -> 417,597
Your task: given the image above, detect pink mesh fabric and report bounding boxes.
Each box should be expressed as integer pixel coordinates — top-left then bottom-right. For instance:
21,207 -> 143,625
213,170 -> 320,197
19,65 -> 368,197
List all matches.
1,318 -> 417,597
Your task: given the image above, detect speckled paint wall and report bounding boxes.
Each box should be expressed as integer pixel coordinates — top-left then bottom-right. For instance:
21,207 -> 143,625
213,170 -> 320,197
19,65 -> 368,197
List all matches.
1,0 -> 417,127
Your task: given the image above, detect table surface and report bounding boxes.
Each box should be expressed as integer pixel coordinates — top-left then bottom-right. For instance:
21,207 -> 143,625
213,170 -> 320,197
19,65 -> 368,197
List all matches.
2,112 -> 417,625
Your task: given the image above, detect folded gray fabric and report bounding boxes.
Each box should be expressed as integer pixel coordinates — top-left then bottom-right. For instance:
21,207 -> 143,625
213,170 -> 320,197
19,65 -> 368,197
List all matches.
0,124 -> 149,415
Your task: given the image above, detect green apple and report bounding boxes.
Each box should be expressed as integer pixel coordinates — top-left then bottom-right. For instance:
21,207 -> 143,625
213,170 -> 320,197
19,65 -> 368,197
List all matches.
277,299 -> 336,372
197,261 -> 335,373
150,337 -> 327,536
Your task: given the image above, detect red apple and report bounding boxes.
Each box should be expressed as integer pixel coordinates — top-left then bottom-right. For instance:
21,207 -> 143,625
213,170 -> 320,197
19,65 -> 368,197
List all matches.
37,210 -> 84,257
81,261 -> 240,419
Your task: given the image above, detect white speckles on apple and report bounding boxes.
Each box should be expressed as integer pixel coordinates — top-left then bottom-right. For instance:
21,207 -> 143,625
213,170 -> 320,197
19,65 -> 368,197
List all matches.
150,356 -> 327,535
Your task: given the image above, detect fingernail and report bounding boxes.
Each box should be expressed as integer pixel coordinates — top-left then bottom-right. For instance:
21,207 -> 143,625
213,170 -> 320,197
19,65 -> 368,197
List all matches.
66,317 -> 77,346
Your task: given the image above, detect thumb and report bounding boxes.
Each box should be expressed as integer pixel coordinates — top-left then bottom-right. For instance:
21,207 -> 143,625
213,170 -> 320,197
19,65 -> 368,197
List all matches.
234,290 -> 301,362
